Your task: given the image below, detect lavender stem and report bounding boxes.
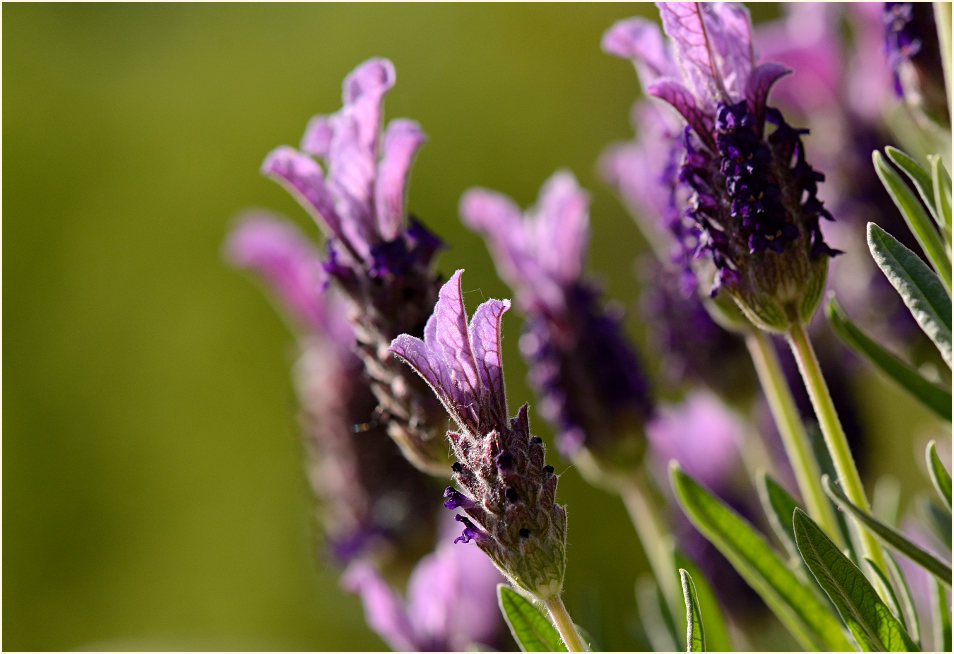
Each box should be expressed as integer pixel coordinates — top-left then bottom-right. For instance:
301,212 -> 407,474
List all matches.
543,594 -> 588,652
786,322 -> 890,585
745,330 -> 844,548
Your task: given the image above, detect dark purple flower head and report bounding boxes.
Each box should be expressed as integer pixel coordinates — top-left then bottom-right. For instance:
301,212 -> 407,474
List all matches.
605,3 -> 840,333
259,58 -> 451,476
883,2 -> 949,124
461,172 -> 653,464
390,270 -> 568,601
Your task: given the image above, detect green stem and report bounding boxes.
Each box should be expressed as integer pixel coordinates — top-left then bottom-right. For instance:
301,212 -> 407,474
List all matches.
786,322 -> 887,575
619,471 -> 680,615
745,331 -> 844,548
543,595 -> 588,652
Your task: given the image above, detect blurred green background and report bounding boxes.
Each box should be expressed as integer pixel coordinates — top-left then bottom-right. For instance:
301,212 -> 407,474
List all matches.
3,3 -> 947,651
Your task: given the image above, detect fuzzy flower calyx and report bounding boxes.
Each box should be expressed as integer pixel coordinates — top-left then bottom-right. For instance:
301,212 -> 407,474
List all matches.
390,270 -> 568,600
605,3 -> 840,332
261,58 -> 450,474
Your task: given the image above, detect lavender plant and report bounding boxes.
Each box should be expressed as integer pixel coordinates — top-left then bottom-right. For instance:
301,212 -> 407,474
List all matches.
230,3 -> 952,651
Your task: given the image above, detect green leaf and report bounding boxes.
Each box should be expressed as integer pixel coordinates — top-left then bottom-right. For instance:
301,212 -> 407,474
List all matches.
874,150 -> 953,290
680,569 -> 706,652
885,552 -> 921,647
929,155 -> 953,242
674,551 -> 732,652
497,585 -> 567,652
920,496 -> 953,550
863,557 -> 908,633
868,222 -> 953,367
757,473 -> 802,560
886,147 -> 943,227
636,576 -> 681,652
793,509 -> 919,651
669,463 -> 852,651
823,475 -> 953,585
926,441 -> 953,511
826,296 -> 952,420
932,577 -> 952,652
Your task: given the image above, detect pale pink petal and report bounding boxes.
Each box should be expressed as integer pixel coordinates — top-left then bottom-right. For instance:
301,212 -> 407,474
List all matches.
648,77 -> 713,143
705,2 -> 754,99
745,62 -> 792,126
532,171 -> 589,285
459,188 -> 530,288
601,17 -> 676,88
374,119 -> 427,240
657,2 -> 724,103
261,146 -> 343,239
342,562 -> 418,651
300,114 -> 336,157
433,270 -> 481,410
341,57 -> 396,157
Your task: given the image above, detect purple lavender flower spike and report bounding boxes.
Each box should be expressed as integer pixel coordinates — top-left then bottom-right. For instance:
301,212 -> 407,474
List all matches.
884,2 -> 949,124
606,2 -> 840,333
462,172 -> 653,466
225,213 -> 439,569
343,514 -> 506,651
260,58 -> 450,476
390,270 -> 568,601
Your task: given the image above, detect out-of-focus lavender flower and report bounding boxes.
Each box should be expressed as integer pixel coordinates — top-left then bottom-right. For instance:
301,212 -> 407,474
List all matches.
605,3 -> 839,333
343,515 -> 507,652
884,2 -> 949,124
390,270 -> 568,601
261,58 -> 452,476
646,390 -> 743,492
226,213 -> 438,568
460,171 -> 653,465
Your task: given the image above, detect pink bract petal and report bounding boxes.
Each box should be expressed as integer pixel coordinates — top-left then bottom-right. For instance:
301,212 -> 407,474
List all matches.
342,562 -> 417,652
261,146 -> 343,239
375,118 -> 427,241
746,62 -> 792,126
532,171 -> 589,286
648,77 -> 713,144
468,298 -> 511,427
341,57 -> 396,156
601,17 -> 675,88
300,114 -> 336,157
705,2 -> 754,99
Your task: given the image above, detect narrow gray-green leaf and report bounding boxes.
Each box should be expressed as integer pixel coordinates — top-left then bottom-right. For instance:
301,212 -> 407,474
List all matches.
864,557 -> 908,632
885,552 -> 921,647
757,473 -> 802,560
793,509 -> 919,651
886,147 -> 943,227
930,155 -> 953,241
670,463 -> 852,651
680,569 -> 706,652
497,585 -> 567,652
874,150 -> 952,289
674,551 -> 732,652
932,577 -> 952,652
868,222 -> 953,366
926,441 -> 952,511
921,497 -> 953,550
823,475 -> 953,585
826,296 -> 952,420
636,576 -> 681,652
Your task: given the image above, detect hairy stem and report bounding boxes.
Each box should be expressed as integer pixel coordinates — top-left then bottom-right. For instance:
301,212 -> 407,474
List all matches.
543,594 -> 588,652
745,331 -> 844,547
786,322 -> 887,575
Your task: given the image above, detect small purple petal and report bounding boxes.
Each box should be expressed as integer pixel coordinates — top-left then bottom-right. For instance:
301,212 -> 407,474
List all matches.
374,118 -> 426,241
648,78 -> 714,145
601,17 -> 676,87
532,171 -> 590,286
468,298 -> 511,427
745,62 -> 792,126
342,562 -> 417,652
261,146 -> 343,239
341,57 -> 396,156
300,114 -> 336,157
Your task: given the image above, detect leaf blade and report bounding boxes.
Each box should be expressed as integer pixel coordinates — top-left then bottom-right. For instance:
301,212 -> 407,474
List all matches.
674,550 -> 733,652
874,150 -> 952,290
926,441 -> 953,512
868,222 -> 953,367
670,463 -> 852,651
680,569 -> 706,652
826,296 -> 952,420
497,584 -> 567,652
886,146 -> 943,227
930,155 -> 953,242
793,509 -> 919,651
823,475 -> 953,585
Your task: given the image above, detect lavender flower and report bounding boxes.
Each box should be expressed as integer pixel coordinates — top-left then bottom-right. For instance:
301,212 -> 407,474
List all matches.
884,2 -> 949,124
605,3 -> 840,333
261,57 -> 450,475
390,270 -> 568,601
460,171 -> 653,465
343,515 -> 507,652
226,213 -> 438,567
